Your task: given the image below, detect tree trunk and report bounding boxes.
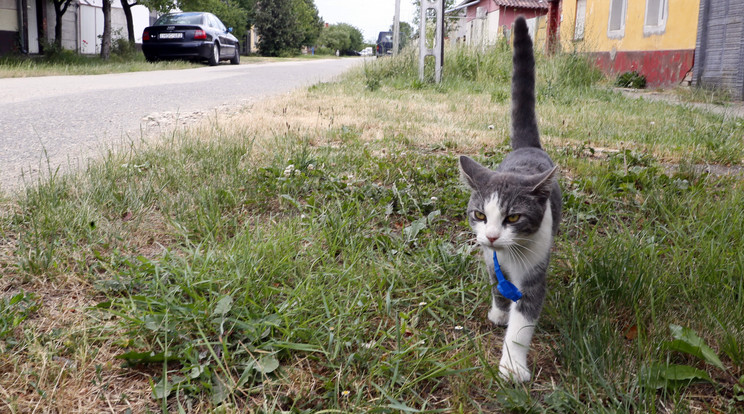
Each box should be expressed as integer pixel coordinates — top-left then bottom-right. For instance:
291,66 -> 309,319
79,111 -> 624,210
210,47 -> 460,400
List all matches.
120,0 -> 136,44
52,0 -> 71,48
54,8 -> 63,47
100,0 -> 111,59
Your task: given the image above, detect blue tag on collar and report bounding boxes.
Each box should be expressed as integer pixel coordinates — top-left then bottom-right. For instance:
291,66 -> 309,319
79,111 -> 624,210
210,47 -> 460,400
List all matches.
493,251 -> 522,302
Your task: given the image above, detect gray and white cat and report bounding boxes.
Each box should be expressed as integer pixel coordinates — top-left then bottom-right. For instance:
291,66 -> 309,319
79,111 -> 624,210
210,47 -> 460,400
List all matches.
458,16 -> 562,383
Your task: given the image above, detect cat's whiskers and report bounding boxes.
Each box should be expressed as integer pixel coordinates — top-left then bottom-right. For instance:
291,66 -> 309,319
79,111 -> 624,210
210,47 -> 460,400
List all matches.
506,244 -> 530,272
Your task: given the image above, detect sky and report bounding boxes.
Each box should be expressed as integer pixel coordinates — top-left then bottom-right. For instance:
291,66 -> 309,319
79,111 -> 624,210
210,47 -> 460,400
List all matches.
314,0 -> 417,43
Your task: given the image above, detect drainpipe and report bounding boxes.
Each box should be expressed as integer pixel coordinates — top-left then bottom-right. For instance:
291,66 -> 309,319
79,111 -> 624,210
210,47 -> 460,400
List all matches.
16,0 -> 28,53
76,1 -> 81,53
546,0 -> 560,55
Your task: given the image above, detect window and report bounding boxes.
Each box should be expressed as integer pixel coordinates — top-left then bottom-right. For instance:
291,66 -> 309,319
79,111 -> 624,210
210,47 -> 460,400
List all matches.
607,0 -> 627,38
644,0 -> 668,35
574,0 -> 587,40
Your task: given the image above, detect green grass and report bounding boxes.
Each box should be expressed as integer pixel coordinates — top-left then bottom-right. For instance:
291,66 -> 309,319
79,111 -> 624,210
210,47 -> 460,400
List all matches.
1,45 -> 743,412
0,45 -> 344,78
0,52 -> 199,78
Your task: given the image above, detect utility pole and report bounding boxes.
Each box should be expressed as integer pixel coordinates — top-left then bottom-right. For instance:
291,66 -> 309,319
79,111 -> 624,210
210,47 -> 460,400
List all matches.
418,0 -> 445,83
393,0 -> 401,55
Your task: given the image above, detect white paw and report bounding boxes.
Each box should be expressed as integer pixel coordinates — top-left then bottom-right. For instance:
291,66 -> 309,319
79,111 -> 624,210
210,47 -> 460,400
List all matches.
488,305 -> 509,326
499,356 -> 531,383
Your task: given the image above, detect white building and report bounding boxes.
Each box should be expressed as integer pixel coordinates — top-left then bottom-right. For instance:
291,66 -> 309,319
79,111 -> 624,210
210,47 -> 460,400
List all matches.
1,0 -> 152,55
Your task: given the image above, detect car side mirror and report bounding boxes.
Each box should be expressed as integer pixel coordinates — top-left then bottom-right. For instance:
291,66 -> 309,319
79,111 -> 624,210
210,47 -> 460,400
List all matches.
227,27 -> 233,33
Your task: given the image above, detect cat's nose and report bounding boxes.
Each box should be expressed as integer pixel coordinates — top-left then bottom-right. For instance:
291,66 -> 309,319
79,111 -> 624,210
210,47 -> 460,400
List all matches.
487,236 -> 499,243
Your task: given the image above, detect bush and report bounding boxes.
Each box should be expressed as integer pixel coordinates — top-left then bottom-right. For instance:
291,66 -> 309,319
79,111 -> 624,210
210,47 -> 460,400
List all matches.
111,37 -> 139,59
616,71 -> 647,89
313,46 -> 333,55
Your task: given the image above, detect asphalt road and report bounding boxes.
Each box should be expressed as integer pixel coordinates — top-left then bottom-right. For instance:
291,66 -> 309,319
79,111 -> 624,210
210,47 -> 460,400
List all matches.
0,58 -> 362,192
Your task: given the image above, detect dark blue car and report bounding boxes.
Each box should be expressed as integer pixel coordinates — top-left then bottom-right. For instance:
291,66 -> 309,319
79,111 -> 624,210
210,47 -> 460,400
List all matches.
376,31 -> 393,57
142,12 -> 240,66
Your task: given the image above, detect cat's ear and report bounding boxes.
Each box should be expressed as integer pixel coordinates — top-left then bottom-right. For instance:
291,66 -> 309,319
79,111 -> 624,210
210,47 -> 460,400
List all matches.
529,166 -> 559,197
459,156 -> 490,190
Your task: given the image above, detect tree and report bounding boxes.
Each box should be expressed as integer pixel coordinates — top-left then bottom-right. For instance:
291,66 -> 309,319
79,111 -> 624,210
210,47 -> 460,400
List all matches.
51,0 -> 73,47
120,0 -> 137,44
254,0 -> 299,56
295,0 -> 322,47
390,21 -> 413,50
318,23 -> 363,54
180,0 -> 249,40
101,0 -> 112,59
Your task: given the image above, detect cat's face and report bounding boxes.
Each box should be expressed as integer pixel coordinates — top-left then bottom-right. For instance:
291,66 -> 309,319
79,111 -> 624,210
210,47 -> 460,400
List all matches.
459,156 -> 556,252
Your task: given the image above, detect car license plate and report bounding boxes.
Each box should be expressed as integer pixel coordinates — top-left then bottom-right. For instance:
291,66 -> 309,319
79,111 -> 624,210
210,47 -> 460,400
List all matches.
159,33 -> 183,39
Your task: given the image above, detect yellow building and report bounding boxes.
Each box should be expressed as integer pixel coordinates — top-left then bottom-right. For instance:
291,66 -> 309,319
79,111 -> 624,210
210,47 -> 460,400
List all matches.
559,0 -> 700,86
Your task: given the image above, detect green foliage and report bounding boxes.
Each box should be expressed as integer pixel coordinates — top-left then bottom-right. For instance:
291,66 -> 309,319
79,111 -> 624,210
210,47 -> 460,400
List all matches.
111,37 -> 138,59
644,324 -> 732,391
616,70 -> 647,89
389,21 -> 414,50
318,23 -> 364,53
254,0 -> 321,56
294,0 -> 322,47
254,0 -> 299,56
364,67 -> 381,91
139,0 -> 178,14
179,0 -> 249,40
0,292 -> 40,344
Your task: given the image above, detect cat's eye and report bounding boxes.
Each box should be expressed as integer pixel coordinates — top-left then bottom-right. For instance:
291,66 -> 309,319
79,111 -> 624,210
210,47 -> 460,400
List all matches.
506,214 -> 521,223
473,211 -> 486,221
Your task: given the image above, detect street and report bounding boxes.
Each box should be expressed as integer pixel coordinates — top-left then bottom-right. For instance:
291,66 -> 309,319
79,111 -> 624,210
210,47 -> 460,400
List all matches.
0,58 -> 362,191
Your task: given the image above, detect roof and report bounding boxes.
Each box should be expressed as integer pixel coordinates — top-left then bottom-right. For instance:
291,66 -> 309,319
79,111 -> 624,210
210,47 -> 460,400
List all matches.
493,0 -> 549,9
447,0 -> 549,14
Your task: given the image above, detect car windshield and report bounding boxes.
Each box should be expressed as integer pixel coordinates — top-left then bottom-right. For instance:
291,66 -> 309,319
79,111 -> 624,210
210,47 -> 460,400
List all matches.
155,13 -> 203,25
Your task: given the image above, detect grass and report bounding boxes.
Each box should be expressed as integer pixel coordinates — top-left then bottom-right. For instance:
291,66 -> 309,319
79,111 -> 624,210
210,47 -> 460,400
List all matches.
0,44 -> 743,412
0,51 -> 199,78
0,45 -> 345,78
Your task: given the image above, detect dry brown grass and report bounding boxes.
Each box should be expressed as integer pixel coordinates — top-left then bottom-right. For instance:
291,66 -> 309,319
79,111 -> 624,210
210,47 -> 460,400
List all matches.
0,272 -> 157,413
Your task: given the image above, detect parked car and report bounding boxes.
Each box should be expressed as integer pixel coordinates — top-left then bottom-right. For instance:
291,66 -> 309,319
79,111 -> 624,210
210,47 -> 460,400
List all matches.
375,31 -> 393,57
142,12 -> 239,66
360,46 -> 373,56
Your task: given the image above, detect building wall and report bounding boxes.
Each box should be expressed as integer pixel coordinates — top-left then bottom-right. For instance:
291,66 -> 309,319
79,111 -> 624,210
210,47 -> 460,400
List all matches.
693,0 -> 744,100
498,7 -> 546,31
560,0 -> 700,86
464,2 -> 547,47
46,2 -> 78,50
561,0 -> 699,51
465,0 -> 497,22
0,0 -> 18,54
0,0 -> 149,55
45,0 -> 149,54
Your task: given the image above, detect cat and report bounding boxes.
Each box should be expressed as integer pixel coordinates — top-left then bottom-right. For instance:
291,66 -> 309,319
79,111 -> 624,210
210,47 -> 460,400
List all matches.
458,16 -> 562,383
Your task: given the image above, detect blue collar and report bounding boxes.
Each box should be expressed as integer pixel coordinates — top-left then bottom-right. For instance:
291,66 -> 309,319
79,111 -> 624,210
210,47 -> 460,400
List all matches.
493,251 -> 522,302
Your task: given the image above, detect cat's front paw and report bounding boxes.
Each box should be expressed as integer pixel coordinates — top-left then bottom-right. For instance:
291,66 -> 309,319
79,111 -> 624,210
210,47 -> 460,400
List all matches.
499,357 -> 531,383
488,305 -> 509,326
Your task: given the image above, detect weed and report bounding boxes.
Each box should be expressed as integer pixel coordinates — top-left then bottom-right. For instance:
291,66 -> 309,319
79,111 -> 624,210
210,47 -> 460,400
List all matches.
616,71 -> 647,89
0,291 -> 40,343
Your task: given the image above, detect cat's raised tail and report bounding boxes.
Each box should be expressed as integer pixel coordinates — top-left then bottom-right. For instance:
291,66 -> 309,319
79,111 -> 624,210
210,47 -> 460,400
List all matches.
510,16 -> 541,151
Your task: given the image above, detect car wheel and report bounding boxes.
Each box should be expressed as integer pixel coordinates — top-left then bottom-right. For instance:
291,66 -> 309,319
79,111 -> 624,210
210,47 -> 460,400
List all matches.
208,43 -> 220,66
145,54 -> 158,63
230,45 -> 240,65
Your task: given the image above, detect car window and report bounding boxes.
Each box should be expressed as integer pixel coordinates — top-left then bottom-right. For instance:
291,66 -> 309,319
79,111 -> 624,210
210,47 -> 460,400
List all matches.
210,15 -> 227,32
155,13 -> 203,26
